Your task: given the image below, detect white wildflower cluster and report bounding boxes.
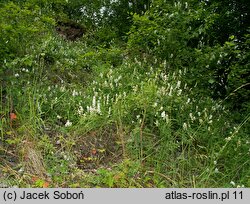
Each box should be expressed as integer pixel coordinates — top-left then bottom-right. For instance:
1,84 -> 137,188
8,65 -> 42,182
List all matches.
156,70 -> 187,98
174,1 -> 182,8
77,105 -> 84,116
65,120 -> 72,127
214,168 -> 219,173
42,59 -> 229,139
161,111 -> 169,123
114,75 -> 122,87
225,134 -> 233,142
134,57 -> 142,66
60,86 -> 66,92
189,112 -> 196,122
110,0 -> 118,4
183,122 -> 188,130
82,67 -> 130,118
87,94 -> 101,114
21,68 -> 29,72
72,89 -> 79,97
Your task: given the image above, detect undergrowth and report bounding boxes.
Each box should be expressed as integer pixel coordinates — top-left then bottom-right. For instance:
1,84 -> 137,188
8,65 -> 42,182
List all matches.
0,34 -> 249,188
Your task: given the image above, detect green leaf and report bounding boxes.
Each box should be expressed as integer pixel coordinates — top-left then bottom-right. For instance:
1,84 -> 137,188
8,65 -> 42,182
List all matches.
208,79 -> 215,84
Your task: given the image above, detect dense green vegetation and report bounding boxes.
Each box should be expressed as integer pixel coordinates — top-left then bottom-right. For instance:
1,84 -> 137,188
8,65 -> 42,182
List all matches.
0,0 -> 249,187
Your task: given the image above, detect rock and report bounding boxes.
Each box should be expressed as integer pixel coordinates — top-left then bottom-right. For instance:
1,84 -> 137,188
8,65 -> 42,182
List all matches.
56,20 -> 85,41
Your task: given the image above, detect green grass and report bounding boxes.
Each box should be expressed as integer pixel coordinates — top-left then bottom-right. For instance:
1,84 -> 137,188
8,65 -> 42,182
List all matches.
0,35 -> 249,188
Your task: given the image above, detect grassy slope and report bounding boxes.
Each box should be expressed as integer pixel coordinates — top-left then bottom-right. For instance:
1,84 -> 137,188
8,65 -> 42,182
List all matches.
0,31 -> 249,188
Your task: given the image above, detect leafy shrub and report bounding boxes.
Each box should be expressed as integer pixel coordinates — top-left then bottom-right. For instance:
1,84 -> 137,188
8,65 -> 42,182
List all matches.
127,0 -> 250,111
0,1 -> 54,64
